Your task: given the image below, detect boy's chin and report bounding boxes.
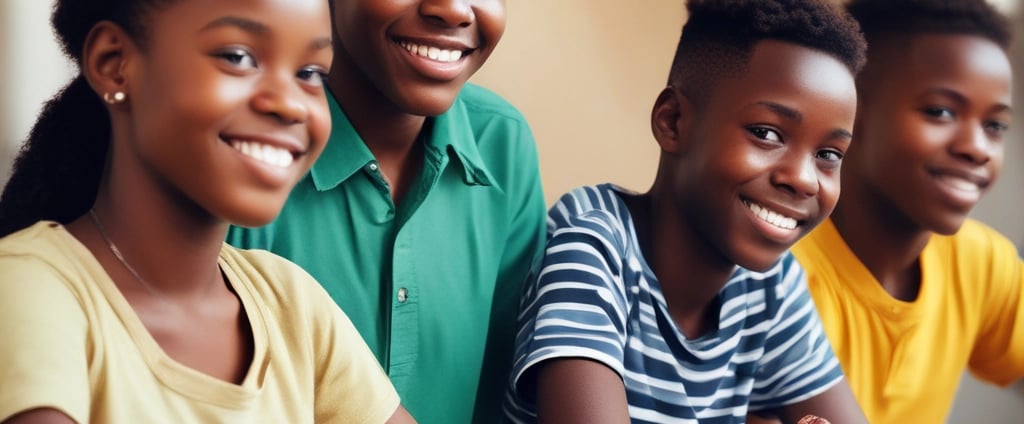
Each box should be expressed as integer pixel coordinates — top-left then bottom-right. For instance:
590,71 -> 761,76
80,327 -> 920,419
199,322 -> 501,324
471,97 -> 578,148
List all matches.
730,247 -> 790,273
390,84 -> 464,117
925,215 -> 970,236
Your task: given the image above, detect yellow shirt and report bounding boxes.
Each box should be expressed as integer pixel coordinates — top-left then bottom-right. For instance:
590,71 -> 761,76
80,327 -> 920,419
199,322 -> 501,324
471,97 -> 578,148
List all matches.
793,218 -> 1024,424
0,222 -> 399,423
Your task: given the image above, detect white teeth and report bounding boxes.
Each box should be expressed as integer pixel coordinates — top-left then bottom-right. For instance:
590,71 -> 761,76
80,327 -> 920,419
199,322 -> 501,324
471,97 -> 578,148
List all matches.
400,41 -> 464,63
746,201 -> 798,230
230,140 -> 294,168
940,175 -> 981,192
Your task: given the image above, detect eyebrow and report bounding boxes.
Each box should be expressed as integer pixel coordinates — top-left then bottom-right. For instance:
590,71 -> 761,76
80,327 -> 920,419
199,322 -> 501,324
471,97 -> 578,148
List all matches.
753,101 -> 852,140
203,16 -> 268,34
202,16 -> 333,51
924,87 -> 1013,114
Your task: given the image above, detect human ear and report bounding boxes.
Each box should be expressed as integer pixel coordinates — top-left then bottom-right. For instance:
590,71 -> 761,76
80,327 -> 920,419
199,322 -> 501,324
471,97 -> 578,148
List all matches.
651,87 -> 693,155
81,21 -> 135,107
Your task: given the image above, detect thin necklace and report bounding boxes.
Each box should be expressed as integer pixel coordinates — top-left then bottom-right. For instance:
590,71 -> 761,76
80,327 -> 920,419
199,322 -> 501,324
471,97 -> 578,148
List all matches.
88,208 -> 166,299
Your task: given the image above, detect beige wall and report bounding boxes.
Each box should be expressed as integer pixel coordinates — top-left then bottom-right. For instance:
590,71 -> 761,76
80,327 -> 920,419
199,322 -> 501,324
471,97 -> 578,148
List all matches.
473,0 -> 685,204
0,1 -> 75,187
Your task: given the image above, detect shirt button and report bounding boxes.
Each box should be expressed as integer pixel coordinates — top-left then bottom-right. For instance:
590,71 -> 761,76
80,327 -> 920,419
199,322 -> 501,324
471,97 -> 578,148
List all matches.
397,287 -> 408,303
367,163 -> 379,172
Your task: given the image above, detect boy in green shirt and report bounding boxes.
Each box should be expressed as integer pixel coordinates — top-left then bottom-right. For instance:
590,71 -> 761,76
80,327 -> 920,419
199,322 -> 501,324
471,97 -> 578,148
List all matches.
227,1 -> 545,422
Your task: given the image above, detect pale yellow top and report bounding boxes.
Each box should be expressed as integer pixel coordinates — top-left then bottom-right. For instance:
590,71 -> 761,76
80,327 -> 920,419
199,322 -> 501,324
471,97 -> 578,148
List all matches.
793,218 -> 1024,424
0,221 -> 400,423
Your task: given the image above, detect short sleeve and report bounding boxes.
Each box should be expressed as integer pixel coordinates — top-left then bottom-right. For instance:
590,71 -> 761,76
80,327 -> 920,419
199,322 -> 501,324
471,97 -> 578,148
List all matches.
967,230 -> 1024,386
506,210 -> 630,411
748,255 -> 844,411
310,277 -> 400,424
0,255 -> 90,422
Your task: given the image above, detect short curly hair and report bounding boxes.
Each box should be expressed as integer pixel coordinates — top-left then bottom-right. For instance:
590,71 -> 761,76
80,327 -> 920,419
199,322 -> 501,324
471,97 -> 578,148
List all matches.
847,0 -> 1013,50
667,0 -> 866,107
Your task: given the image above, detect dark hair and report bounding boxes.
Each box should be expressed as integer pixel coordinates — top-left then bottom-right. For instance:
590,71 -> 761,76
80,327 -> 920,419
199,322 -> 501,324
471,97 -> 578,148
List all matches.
847,0 -> 1012,50
0,0 -> 174,237
668,0 -> 867,107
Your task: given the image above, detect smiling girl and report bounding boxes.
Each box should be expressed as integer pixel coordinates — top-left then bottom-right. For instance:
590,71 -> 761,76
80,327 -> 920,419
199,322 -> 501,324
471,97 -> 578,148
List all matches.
0,0 -> 412,422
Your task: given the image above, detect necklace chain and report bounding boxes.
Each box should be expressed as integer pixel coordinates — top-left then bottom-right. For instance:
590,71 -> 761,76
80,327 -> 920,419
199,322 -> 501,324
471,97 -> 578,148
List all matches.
88,209 -> 165,299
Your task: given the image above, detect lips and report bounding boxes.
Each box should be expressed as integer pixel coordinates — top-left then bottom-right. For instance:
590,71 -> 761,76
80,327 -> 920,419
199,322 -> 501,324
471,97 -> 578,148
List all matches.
229,140 -> 295,168
928,166 -> 989,191
221,132 -> 307,188
392,37 -> 475,81
743,200 -> 800,230
927,166 -> 990,207
936,174 -> 982,192
399,41 -> 465,63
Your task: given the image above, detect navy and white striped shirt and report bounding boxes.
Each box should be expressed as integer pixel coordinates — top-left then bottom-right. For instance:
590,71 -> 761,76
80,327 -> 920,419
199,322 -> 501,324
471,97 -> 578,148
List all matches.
505,184 -> 843,423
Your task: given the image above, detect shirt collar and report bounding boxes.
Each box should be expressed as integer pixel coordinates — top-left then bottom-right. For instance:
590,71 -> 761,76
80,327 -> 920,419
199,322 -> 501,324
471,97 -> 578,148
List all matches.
310,89 -> 494,191
310,90 -> 377,191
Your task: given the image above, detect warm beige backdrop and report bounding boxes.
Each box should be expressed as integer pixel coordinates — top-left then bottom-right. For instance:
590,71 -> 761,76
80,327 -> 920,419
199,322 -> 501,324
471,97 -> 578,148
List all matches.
473,0 -> 685,204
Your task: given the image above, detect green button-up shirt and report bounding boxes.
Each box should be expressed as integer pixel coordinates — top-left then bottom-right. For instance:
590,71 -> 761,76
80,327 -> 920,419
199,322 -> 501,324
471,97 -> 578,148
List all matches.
227,84 -> 546,424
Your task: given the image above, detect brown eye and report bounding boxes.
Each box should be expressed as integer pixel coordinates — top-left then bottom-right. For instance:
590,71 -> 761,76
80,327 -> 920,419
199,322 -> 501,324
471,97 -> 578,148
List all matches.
922,106 -> 954,120
815,148 -> 843,171
816,149 -> 842,162
747,126 -> 781,142
215,48 -> 257,70
297,66 -> 328,87
983,120 -> 1009,139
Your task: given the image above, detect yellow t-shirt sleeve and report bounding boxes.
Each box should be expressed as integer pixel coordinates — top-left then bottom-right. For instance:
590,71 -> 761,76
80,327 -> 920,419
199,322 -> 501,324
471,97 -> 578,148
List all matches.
0,256 -> 90,423
966,226 -> 1024,386
312,292 -> 401,424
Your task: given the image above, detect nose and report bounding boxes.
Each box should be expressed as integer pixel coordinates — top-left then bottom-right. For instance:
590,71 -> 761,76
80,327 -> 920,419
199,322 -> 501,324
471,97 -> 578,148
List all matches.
420,0 -> 474,28
771,152 -> 819,198
251,73 -> 309,124
949,121 -> 993,165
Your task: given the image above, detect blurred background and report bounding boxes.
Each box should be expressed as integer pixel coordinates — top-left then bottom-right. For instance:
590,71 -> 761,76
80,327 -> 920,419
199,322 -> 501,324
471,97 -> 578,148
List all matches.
2,1 -> 1022,421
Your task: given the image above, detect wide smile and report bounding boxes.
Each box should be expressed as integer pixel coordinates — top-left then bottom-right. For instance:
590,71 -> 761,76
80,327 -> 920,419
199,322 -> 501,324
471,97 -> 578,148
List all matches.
928,168 -> 989,208
222,134 -> 305,187
746,200 -> 798,230
741,199 -> 807,244
230,139 -> 295,168
399,40 -> 465,63
393,38 -> 474,81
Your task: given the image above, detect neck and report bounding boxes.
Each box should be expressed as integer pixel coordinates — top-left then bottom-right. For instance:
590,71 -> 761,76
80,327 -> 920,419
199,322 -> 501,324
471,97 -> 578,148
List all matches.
327,60 -> 427,206
627,186 -> 735,338
830,181 -> 930,300
327,53 -> 427,152
68,170 -> 227,301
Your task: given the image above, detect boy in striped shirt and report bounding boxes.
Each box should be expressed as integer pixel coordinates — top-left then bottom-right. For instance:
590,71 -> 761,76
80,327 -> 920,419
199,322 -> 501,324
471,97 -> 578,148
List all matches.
505,0 -> 869,422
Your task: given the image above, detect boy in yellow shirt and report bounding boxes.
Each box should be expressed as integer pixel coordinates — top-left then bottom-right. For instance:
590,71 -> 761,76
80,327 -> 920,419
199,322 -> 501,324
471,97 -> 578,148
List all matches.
790,1 -> 1023,423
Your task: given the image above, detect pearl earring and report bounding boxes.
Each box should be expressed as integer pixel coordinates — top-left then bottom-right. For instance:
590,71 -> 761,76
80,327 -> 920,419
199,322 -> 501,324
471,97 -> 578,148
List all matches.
103,91 -> 127,104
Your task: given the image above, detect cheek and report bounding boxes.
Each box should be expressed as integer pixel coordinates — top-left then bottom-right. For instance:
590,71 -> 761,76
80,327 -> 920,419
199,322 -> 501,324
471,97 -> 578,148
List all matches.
989,145 -> 1006,179
475,1 -> 508,45
713,142 -> 771,184
818,172 -> 842,212
147,69 -> 248,131
309,101 -> 332,152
